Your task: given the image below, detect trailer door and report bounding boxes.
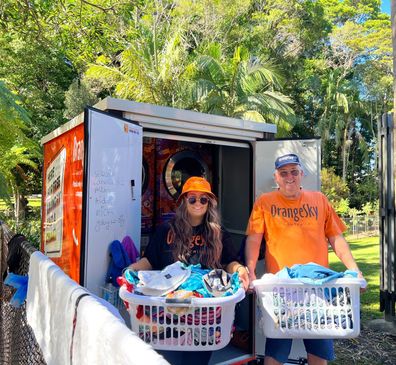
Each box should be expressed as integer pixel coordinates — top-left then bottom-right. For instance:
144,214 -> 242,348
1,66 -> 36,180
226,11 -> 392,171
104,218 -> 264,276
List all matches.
83,107 -> 142,296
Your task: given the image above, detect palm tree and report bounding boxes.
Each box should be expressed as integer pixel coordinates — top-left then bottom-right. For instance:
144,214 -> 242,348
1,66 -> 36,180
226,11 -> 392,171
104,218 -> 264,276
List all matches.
86,18 -> 190,108
318,69 -> 368,181
186,45 -> 295,136
0,81 -> 39,225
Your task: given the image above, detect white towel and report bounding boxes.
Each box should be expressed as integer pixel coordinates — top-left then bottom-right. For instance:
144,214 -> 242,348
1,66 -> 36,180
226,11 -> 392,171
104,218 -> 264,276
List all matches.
137,261 -> 191,296
72,294 -> 169,365
26,251 -> 168,365
26,251 -> 87,365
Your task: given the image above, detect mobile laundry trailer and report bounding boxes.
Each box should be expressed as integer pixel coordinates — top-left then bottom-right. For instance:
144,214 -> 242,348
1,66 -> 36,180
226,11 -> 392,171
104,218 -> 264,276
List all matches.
40,97 -> 321,364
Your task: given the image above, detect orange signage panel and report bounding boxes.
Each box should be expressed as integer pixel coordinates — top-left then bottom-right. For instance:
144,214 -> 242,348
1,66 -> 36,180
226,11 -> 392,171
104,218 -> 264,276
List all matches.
41,123 -> 84,283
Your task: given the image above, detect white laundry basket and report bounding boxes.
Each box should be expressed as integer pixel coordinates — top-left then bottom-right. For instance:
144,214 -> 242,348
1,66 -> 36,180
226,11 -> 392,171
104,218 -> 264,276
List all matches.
119,286 -> 245,351
253,277 -> 366,339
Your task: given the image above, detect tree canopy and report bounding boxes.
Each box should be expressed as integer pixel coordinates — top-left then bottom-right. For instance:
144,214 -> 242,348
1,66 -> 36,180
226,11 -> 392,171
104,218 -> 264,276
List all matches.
0,0 -> 391,211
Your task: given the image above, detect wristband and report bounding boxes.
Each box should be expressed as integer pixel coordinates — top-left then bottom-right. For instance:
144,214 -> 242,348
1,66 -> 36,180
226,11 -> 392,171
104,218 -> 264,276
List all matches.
235,265 -> 249,274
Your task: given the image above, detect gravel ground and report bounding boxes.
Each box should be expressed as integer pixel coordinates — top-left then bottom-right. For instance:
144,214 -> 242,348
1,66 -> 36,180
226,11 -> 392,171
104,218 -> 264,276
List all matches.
332,325 -> 396,365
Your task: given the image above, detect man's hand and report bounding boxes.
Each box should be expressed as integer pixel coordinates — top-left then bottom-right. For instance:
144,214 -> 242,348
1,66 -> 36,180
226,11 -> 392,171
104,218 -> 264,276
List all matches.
356,270 -> 367,292
247,269 -> 257,290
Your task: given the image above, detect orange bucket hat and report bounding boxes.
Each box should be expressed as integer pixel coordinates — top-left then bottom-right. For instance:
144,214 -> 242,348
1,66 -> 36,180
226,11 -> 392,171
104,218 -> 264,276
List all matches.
177,176 -> 216,204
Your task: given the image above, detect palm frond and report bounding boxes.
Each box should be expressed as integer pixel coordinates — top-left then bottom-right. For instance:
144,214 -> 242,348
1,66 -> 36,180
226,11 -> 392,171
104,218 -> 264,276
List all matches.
247,92 -> 295,135
237,110 -> 266,122
190,79 -> 218,103
204,93 -> 227,115
335,92 -> 349,113
205,43 -> 222,61
0,81 -> 30,125
194,55 -> 226,87
86,64 -> 125,84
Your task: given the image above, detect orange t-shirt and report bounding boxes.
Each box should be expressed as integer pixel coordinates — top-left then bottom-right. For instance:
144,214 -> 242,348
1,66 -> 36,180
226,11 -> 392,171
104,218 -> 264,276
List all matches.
246,190 -> 346,274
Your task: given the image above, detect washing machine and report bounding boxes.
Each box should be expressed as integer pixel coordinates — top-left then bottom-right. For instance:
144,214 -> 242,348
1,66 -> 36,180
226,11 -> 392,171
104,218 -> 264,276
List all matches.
141,137 -> 155,234
155,139 -> 213,225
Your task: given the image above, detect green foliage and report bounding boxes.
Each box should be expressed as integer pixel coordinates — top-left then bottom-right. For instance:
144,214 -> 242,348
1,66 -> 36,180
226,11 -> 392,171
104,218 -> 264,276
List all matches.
187,45 -> 295,136
0,0 -> 390,223
0,36 -> 75,139
86,20 -> 191,107
336,198 -> 350,216
0,81 -> 40,200
0,202 -> 41,248
362,201 -> 378,215
64,78 -> 99,119
321,167 -> 349,206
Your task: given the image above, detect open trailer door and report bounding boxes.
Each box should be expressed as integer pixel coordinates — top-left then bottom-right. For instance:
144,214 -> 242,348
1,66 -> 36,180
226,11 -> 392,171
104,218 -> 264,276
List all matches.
82,107 -> 142,296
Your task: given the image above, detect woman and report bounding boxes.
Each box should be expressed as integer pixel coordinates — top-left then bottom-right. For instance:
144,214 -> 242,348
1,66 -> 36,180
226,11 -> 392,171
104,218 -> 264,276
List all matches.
126,176 -> 249,365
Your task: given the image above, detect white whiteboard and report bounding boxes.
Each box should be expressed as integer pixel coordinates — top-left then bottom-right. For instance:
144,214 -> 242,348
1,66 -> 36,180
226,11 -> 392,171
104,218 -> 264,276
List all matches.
84,108 -> 142,296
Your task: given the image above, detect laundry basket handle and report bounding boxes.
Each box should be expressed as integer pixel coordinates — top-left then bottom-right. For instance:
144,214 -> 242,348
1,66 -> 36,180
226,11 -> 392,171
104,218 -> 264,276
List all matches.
165,298 -> 192,305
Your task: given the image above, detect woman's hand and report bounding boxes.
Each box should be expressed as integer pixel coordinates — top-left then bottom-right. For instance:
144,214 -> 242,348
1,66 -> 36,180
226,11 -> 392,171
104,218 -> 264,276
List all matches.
226,261 -> 250,291
236,266 -> 250,291
124,257 -> 153,275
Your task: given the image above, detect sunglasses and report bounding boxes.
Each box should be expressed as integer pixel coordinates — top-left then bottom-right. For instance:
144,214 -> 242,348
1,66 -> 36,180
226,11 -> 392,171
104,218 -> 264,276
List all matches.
187,196 -> 209,205
279,170 -> 300,178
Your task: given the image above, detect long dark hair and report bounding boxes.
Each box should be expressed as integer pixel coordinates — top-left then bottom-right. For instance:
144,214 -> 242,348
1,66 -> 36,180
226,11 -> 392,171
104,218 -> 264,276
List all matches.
169,195 -> 222,269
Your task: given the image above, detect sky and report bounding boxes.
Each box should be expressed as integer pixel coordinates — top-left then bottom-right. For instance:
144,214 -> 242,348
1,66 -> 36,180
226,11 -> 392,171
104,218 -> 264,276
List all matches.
381,0 -> 390,15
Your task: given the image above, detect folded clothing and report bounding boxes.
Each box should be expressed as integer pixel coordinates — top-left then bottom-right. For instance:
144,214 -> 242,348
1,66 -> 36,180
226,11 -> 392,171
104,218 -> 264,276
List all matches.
276,262 -> 358,285
137,261 -> 191,296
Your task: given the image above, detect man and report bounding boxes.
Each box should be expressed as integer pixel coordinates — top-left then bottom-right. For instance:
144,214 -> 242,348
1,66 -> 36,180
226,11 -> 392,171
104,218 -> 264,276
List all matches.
245,153 -> 363,365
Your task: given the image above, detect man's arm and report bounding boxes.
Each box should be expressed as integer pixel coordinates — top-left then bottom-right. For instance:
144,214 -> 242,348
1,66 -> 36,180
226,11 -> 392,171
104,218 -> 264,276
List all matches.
244,233 -> 263,283
328,234 -> 363,277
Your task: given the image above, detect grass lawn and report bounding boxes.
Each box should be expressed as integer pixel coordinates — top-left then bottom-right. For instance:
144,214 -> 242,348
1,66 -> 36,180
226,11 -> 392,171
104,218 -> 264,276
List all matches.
0,197 -> 41,210
329,235 -> 381,322
27,198 -> 41,207
329,236 -> 396,365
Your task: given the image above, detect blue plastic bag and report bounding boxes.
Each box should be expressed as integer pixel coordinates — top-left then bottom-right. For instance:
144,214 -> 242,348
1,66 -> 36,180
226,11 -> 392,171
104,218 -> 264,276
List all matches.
4,273 -> 28,307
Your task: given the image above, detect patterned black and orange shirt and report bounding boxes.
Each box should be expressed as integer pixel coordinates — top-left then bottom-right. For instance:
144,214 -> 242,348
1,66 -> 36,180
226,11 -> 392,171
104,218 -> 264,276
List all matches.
144,222 -> 238,270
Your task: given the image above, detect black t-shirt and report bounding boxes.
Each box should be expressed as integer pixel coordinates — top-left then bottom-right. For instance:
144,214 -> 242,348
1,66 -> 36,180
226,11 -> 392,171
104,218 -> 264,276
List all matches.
143,222 -> 239,270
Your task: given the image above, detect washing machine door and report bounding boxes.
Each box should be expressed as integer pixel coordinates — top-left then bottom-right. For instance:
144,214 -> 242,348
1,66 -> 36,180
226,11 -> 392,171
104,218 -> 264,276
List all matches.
142,158 -> 149,194
164,150 -> 210,199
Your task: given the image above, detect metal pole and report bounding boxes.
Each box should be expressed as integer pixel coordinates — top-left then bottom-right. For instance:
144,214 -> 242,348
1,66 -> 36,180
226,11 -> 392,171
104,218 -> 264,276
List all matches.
390,0 -> 396,322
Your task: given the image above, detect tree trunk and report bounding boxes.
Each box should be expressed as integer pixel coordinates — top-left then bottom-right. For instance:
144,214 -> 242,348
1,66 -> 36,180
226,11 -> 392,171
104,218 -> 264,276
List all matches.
13,188 -> 19,229
341,128 -> 347,182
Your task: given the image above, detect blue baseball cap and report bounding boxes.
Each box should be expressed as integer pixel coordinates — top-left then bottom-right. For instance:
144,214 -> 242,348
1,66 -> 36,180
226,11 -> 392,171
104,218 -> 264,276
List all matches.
275,153 -> 301,169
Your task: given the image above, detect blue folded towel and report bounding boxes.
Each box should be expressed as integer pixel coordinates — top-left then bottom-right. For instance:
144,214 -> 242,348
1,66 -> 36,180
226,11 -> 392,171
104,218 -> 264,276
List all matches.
277,262 -> 358,285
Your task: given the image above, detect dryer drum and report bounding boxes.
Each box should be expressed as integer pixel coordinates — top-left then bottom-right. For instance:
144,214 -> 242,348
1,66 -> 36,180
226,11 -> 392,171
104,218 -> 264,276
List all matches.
163,150 -> 210,199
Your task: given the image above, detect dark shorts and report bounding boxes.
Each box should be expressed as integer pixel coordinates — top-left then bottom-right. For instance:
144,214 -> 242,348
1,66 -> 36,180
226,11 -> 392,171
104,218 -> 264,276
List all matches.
158,350 -> 212,365
265,338 -> 335,363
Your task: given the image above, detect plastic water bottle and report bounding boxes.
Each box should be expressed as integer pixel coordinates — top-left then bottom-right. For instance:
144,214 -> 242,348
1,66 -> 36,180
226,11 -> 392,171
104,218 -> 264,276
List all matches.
103,282 -> 115,304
